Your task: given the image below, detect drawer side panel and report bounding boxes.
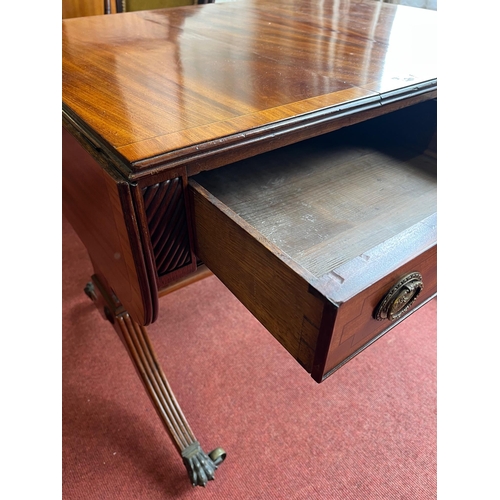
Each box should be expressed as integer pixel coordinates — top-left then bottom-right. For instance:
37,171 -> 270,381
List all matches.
190,181 -> 327,372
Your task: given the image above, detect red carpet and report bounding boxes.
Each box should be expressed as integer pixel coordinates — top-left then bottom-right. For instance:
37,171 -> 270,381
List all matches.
62,215 -> 436,499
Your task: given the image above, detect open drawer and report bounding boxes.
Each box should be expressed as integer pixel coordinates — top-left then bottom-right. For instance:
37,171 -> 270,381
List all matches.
189,101 -> 437,383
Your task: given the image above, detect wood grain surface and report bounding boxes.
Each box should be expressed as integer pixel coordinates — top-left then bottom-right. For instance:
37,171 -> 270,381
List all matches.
315,245 -> 437,381
193,120 -> 436,278
190,178 -> 326,371
62,127 -> 152,325
62,0 -> 436,176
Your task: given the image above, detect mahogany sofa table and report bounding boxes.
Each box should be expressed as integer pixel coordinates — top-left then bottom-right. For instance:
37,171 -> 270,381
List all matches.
62,0 -> 437,487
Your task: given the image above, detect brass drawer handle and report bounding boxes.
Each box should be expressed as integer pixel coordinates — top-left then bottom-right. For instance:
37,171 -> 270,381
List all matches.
374,272 -> 424,321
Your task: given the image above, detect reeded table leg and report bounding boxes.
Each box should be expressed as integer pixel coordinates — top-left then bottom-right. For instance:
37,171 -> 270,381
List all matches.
84,276 -> 226,487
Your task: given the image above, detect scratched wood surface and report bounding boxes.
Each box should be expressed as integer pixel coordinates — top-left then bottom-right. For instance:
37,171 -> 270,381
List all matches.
62,0 -> 436,173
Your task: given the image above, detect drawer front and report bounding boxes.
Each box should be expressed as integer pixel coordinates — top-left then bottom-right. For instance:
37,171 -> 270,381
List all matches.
313,245 -> 437,381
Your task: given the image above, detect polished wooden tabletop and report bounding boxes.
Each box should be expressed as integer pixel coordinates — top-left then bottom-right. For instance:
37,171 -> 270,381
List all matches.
62,0 -> 436,176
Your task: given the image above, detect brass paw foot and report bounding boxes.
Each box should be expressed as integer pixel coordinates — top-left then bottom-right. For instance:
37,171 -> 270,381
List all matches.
181,442 -> 226,487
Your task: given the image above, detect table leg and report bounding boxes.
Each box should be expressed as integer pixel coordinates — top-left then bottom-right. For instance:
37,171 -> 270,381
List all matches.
84,276 -> 226,487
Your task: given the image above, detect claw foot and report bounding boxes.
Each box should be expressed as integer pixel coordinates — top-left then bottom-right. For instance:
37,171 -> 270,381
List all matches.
181,441 -> 225,487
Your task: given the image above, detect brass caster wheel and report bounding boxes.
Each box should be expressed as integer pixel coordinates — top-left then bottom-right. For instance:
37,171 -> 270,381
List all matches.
209,447 -> 227,466
84,282 -> 97,302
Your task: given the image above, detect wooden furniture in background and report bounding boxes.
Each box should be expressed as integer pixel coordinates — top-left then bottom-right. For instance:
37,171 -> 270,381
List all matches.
124,0 -> 214,13
62,0 -> 214,18
62,0 -> 437,487
62,0 -> 110,18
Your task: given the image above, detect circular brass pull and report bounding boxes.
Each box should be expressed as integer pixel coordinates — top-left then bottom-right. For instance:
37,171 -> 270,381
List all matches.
374,272 -> 424,321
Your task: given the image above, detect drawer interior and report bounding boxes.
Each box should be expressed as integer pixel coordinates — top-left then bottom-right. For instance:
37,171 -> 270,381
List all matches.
189,100 -> 437,381
193,128 -> 435,277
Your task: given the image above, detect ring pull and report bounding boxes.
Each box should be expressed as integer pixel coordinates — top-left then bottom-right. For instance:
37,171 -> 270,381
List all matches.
374,272 -> 424,321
